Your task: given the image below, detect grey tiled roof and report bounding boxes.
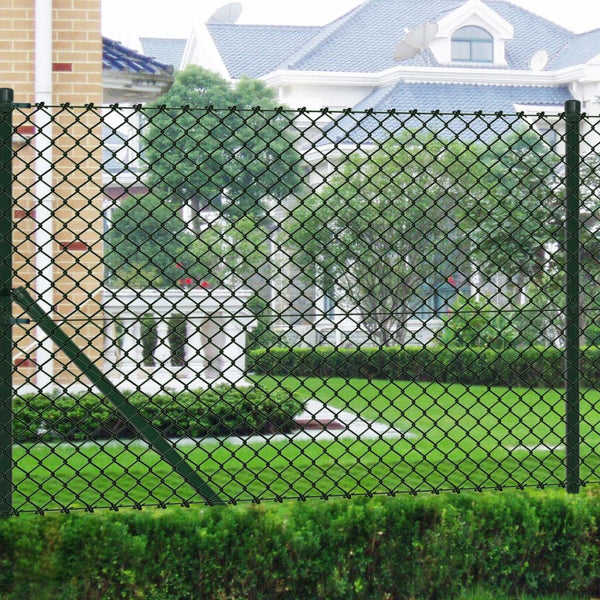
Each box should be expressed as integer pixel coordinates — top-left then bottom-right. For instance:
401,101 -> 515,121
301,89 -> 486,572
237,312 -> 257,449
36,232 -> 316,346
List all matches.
355,81 -> 573,113
321,82 -> 573,145
206,0 -> 590,75
549,29 -> 600,69
206,24 -> 320,78
140,37 -> 188,70
484,1 -> 574,70
103,37 -> 174,75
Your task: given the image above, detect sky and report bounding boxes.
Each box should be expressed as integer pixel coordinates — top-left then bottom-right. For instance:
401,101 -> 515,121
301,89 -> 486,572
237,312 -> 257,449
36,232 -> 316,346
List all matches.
102,0 -> 600,48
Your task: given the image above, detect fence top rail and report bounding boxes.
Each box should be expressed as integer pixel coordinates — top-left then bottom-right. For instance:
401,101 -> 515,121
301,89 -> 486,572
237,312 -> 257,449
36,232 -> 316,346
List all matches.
10,102 -> 587,119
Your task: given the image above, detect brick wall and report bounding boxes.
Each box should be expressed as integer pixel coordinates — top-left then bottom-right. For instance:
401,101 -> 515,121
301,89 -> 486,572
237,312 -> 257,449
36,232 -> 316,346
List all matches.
1,0 -> 104,386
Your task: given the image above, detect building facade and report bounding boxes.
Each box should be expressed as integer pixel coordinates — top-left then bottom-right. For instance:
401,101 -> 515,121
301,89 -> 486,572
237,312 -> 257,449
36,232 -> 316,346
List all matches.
1,2 -> 173,386
1,0 -> 104,385
132,0 -> 600,346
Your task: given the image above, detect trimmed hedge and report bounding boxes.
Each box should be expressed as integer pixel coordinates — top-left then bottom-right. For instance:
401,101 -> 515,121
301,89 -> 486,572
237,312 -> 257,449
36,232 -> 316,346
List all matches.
1,491 -> 600,599
249,345 -> 600,388
13,385 -> 304,443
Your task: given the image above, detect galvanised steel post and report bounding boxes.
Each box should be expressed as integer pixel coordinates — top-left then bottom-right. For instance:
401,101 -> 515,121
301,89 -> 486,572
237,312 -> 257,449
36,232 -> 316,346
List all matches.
0,89 -> 14,517
564,99 -> 581,494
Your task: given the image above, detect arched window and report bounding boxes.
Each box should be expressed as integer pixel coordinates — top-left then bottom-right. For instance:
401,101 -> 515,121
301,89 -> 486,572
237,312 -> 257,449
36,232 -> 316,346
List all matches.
451,26 -> 493,62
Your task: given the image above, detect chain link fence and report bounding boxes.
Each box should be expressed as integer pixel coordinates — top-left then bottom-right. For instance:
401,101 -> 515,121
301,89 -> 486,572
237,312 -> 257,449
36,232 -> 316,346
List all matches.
0,88 -> 596,515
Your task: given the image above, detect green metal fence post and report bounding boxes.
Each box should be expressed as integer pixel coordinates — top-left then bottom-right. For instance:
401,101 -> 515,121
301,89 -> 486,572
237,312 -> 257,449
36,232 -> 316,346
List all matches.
0,88 -> 14,517
564,99 -> 581,494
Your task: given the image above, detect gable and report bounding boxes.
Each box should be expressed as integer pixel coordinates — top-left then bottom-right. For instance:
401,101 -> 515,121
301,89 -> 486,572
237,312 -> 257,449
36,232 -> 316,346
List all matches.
432,0 -> 513,66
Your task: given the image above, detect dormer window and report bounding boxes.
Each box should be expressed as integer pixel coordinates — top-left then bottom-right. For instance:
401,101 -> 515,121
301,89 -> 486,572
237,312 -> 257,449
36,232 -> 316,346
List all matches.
451,26 -> 493,62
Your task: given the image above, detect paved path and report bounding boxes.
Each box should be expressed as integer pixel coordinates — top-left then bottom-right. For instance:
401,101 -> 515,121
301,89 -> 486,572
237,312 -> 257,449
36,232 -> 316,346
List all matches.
167,399 -> 414,449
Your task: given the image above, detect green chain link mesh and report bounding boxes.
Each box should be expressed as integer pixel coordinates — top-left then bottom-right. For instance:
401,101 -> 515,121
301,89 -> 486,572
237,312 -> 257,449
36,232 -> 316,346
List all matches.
0,101 -> 596,514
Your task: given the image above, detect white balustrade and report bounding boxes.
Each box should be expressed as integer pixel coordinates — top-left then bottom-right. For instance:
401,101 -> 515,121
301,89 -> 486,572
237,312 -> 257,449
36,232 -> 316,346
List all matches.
102,287 -> 256,391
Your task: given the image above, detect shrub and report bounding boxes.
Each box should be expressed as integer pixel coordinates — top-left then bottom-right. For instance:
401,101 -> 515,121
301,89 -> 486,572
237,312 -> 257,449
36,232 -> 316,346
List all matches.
248,345 -> 600,388
12,385 -> 304,443
140,313 -> 158,366
1,491 -> 600,599
167,313 -> 187,366
439,294 -> 518,351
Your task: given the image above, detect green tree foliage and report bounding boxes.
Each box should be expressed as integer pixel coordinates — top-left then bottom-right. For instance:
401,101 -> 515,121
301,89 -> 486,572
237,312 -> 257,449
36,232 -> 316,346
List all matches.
438,295 -> 518,350
474,128 -> 563,295
142,65 -> 303,218
474,129 -> 600,346
105,194 -> 270,289
289,131 -> 486,346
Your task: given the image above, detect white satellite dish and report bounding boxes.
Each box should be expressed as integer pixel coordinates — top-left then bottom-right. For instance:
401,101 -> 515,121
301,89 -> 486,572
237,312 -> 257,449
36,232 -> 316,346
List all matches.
394,22 -> 438,61
529,49 -> 549,71
208,2 -> 243,24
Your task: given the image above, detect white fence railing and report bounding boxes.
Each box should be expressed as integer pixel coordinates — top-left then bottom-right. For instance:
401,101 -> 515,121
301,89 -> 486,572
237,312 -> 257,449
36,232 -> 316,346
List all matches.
102,287 -> 256,391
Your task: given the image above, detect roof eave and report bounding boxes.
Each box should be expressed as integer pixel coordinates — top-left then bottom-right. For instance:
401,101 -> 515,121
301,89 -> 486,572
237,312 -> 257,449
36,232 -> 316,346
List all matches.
261,64 -> 590,88
102,71 -> 174,103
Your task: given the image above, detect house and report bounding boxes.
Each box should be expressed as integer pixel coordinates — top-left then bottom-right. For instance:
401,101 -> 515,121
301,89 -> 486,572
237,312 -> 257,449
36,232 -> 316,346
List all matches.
1,0 -> 105,387
133,0 -> 599,346
141,0 -> 599,115
102,36 -> 174,202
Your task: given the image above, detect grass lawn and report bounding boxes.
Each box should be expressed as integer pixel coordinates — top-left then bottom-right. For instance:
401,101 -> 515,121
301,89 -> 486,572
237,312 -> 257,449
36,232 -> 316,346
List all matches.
452,588 -> 590,600
11,376 -> 600,513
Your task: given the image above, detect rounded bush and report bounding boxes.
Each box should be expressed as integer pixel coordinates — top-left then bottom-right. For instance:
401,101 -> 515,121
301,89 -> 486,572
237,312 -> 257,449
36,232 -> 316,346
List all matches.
13,384 -> 304,443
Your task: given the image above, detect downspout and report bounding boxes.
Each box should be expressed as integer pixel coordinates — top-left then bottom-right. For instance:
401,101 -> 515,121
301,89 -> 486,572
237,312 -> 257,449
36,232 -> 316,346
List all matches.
34,0 -> 54,389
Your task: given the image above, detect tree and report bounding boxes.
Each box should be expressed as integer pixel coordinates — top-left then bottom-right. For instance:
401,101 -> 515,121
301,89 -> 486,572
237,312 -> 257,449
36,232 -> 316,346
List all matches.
473,128 -> 564,303
474,129 -> 600,347
105,194 -> 270,289
106,66 -> 303,292
288,132 -> 486,346
439,294 -> 518,351
142,65 -> 303,218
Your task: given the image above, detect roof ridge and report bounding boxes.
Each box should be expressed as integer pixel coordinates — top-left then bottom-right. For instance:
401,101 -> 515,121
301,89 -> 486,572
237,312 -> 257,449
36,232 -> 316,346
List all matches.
140,36 -> 188,42
276,0 -> 372,70
207,22 -> 321,30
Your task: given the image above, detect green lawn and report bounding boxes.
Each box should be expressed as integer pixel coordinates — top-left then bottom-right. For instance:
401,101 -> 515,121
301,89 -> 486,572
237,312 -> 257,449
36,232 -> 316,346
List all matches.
11,376 -> 600,513
452,588 -> 590,600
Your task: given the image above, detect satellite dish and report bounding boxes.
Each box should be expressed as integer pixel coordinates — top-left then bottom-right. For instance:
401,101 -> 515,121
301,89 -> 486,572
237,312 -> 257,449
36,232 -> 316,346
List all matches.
394,22 -> 438,61
530,49 -> 549,71
208,2 -> 243,24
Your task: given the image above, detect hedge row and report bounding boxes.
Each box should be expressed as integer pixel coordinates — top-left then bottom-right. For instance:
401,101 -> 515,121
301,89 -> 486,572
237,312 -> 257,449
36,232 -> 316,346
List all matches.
249,345 -> 600,387
13,385 -> 304,443
1,491 -> 600,599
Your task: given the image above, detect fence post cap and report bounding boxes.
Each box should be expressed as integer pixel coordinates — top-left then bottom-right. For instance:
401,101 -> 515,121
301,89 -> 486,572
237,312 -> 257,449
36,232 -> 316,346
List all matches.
0,89 -> 14,103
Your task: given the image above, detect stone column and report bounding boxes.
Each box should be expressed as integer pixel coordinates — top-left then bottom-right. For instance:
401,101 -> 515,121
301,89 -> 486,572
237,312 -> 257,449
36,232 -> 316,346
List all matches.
187,315 -> 206,372
153,316 -> 171,369
200,314 -> 226,379
118,311 -> 142,375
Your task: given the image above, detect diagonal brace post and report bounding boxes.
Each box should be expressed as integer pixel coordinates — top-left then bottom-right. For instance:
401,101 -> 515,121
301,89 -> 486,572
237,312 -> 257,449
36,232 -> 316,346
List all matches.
12,286 -> 225,506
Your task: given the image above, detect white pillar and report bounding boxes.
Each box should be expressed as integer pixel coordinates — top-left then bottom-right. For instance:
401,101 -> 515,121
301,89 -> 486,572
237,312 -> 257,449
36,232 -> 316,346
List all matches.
153,316 -> 171,369
103,317 -> 120,366
187,315 -> 206,372
118,312 -> 141,374
200,314 -> 226,379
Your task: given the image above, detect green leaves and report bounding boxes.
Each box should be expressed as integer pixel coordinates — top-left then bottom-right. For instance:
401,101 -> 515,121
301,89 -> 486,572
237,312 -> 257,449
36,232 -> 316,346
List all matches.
291,132 -> 480,346
105,194 -> 271,289
142,65 -> 302,218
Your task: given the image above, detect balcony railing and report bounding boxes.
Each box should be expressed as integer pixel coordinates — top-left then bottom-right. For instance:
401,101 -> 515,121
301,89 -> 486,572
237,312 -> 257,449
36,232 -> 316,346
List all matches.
102,287 -> 256,392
